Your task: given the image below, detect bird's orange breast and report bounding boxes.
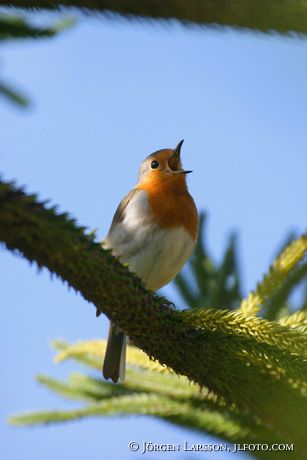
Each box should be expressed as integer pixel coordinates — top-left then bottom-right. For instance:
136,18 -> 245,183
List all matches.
137,175 -> 198,241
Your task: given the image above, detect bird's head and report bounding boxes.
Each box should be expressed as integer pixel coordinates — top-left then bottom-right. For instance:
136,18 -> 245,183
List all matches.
138,140 -> 192,185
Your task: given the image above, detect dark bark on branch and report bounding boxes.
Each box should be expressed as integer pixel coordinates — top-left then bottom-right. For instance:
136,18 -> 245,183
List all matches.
1,0 -> 307,35
0,180 -> 306,452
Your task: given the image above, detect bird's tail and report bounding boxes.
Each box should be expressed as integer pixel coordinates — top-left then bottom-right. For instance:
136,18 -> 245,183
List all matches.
102,321 -> 127,383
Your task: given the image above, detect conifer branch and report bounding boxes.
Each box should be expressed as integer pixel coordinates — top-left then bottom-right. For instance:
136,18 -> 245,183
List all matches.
264,262 -> 307,320
1,0 -> 307,35
279,311 -> 307,333
36,373 -> 131,401
1,180 -> 307,450
0,14 -> 74,40
55,339 -> 167,373
9,341 -> 297,458
239,235 -> 307,316
9,395 -> 279,454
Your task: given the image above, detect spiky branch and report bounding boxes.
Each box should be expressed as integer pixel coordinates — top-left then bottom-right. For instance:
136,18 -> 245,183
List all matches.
0,179 -> 307,451
1,0 -> 307,35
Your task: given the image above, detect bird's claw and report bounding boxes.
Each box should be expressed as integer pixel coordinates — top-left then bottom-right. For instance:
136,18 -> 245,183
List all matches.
159,296 -> 176,311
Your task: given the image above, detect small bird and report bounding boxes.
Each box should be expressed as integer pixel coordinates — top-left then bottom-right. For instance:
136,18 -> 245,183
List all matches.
102,140 -> 198,382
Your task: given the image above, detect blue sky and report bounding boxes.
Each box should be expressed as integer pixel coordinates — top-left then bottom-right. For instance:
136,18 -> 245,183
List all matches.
1,12 -> 307,460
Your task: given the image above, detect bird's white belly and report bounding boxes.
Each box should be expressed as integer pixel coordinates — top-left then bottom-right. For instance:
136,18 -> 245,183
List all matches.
128,225 -> 195,290
103,189 -> 196,291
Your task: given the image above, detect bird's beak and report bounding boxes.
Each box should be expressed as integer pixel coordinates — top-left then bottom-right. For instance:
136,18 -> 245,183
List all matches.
171,139 -> 184,160
169,139 -> 193,174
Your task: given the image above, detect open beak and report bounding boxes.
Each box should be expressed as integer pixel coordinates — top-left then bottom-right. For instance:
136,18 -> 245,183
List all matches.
172,139 -> 184,159
169,139 -> 193,174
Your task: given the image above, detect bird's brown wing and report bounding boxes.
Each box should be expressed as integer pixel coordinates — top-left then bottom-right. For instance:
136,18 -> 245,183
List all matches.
108,188 -> 138,232
99,188 -> 140,315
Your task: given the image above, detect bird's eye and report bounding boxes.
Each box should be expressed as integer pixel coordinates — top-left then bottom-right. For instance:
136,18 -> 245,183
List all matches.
151,160 -> 160,169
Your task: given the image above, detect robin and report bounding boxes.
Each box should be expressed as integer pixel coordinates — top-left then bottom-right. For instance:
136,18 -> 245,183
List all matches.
102,140 -> 198,382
